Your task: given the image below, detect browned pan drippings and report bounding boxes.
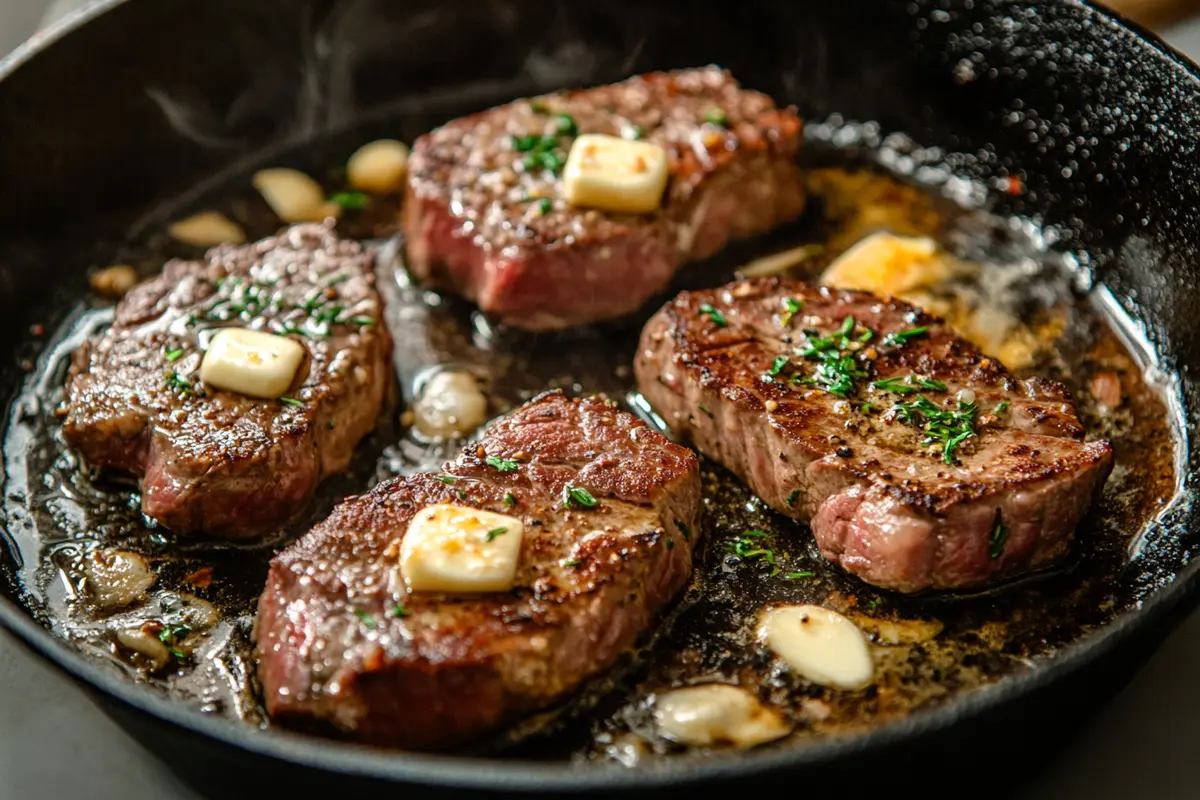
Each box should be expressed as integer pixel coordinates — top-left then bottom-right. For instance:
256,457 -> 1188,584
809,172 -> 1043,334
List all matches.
0,125 -> 1180,761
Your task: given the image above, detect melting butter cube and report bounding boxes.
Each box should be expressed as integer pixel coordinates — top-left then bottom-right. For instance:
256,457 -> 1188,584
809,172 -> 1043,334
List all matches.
400,504 -> 524,593
199,327 -> 305,399
757,604 -> 874,690
563,133 -> 669,214
820,231 -> 950,298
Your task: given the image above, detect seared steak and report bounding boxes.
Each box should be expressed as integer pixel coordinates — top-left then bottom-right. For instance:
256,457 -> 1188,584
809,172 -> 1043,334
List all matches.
403,66 -> 806,330
63,222 -> 391,539
635,277 -> 1114,593
256,391 -> 700,750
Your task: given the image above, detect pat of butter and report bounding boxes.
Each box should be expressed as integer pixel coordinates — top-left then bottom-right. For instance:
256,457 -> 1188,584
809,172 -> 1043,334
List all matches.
563,133 -> 669,214
199,327 -> 305,399
400,504 -> 524,593
820,232 -> 948,298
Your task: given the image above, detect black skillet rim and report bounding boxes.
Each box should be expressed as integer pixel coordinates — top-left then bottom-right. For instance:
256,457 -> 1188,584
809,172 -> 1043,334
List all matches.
1,0 -> 1199,792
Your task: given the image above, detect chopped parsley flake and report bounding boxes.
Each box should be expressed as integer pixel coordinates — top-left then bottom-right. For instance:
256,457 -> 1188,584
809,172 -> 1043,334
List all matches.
780,297 -> 803,327
164,348 -> 184,362
485,456 -> 519,473
485,526 -> 508,542
785,571 -> 814,579
994,400 -> 1011,415
436,475 -> 457,485
766,355 -> 789,377
164,370 -> 193,396
699,404 -> 713,417
794,316 -> 873,398
666,537 -> 675,550
882,326 -> 929,348
353,609 -> 376,629
872,375 -> 948,394
892,395 -> 978,465
704,108 -> 728,126
329,191 -> 369,210
503,491 -> 517,508
676,520 -> 691,540
699,303 -> 728,327
989,512 -> 1008,560
536,197 -> 552,215
561,558 -> 581,567
723,529 -> 779,575
279,396 -> 303,407
786,489 -> 800,507
563,485 -> 598,509
554,113 -> 578,136
390,604 -> 410,618
326,419 -> 336,430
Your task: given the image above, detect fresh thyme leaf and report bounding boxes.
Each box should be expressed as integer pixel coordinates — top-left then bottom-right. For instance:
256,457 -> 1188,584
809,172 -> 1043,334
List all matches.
353,609 -> 376,629
699,303 -> 728,327
873,375 -> 948,394
390,604 -> 410,618
563,485 -> 598,509
786,489 -> 800,507
994,400 -> 1010,414
780,297 -> 803,327
704,108 -> 728,126
529,100 -> 549,114
279,396 -> 303,407
554,113 -> 578,136
892,395 -> 978,464
503,491 -> 516,508
785,571 -> 814,579
882,326 -> 929,348
329,191 -> 369,210
512,134 -> 539,151
436,475 -> 457,485
989,512 -> 1008,560
536,197 -> 552,215
164,348 -> 184,362
485,456 -> 519,473
164,370 -> 192,396
485,527 -> 508,542
839,315 -> 856,337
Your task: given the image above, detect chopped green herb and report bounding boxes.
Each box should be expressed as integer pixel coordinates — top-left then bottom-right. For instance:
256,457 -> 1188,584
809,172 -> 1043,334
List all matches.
390,604 -> 410,618
512,134 -> 539,152
882,326 -> 929,348
563,485 -> 598,509
529,100 -> 549,114
699,303 -> 728,327
503,491 -> 517,508
676,520 -> 691,540
326,419 -> 336,430
347,316 -> 377,327
859,401 -> 878,413
554,113 -> 578,136
872,375 -> 948,394
892,395 -> 978,464
857,329 -> 875,344
486,526 -> 508,542
994,400 -> 1010,415
786,489 -> 800,507
989,512 -> 1008,560
766,355 -> 789,377
353,609 -> 376,629
436,475 -> 458,485
536,197 -> 552,215
794,317 -> 874,398
704,108 -> 728,126
623,123 -> 644,140
785,571 -> 814,579
561,558 -> 581,567
158,623 -> 191,645
780,297 -> 804,327
325,273 -> 350,287
866,597 -> 882,609
723,530 -> 778,575
279,396 -> 303,407
329,191 -> 370,210
456,489 -> 468,501
485,456 -> 519,473
666,537 -> 675,550
699,404 -> 712,417
164,370 -> 192,396
840,315 -> 856,337
164,348 -> 184,362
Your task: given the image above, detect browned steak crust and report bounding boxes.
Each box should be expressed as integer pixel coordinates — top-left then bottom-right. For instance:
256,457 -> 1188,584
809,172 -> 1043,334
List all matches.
635,277 -> 1114,593
404,66 -> 806,330
63,223 -> 392,539
256,391 -> 701,750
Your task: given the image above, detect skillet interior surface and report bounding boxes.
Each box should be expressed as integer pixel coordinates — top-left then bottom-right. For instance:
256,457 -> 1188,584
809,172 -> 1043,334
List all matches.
1,0 -> 1200,794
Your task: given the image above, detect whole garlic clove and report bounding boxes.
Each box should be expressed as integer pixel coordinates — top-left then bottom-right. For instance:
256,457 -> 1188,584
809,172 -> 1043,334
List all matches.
757,604 -> 875,690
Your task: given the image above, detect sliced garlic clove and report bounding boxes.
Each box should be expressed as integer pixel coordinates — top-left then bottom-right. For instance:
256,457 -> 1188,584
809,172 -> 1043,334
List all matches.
654,684 -> 789,748
83,549 -> 156,611
411,370 -> 489,439
167,211 -> 247,248
757,604 -> 874,690
347,139 -> 410,194
115,627 -> 171,672
252,168 -> 340,224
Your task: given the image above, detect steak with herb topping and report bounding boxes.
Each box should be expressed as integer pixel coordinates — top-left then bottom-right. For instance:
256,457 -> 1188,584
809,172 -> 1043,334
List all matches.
62,222 -> 391,539
403,66 -> 806,330
635,277 -> 1114,593
256,391 -> 700,750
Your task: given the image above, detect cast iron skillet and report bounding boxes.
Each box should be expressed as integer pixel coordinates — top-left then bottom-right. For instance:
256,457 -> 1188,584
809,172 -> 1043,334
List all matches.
2,0 -> 1200,796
